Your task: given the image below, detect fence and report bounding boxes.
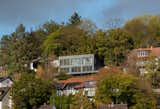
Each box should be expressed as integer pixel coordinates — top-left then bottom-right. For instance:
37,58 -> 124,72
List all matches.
97,104 -> 128,109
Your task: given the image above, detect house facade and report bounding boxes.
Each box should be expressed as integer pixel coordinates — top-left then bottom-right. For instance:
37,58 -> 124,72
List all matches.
0,77 -> 13,109
128,47 -> 160,75
0,77 -> 13,88
56,76 -> 96,98
0,87 -> 12,109
58,54 -> 96,75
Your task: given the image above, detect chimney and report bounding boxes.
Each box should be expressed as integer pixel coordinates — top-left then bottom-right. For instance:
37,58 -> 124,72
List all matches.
151,46 -> 153,50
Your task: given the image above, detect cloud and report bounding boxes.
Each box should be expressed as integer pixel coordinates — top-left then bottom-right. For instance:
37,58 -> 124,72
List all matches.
1,0 -> 160,36
102,0 -> 160,20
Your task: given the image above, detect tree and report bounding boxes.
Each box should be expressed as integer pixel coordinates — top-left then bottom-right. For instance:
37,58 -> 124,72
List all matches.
43,26 -> 93,56
95,71 -> 156,109
16,24 -> 25,33
144,56 -> 160,88
78,19 -> 97,34
94,28 -> 134,66
50,94 -> 74,109
71,91 -> 93,109
68,12 -> 81,25
12,73 -> 54,109
0,24 -> 46,75
42,20 -> 60,34
124,15 -> 160,47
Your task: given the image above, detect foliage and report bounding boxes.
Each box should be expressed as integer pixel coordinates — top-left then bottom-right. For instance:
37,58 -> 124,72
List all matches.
56,72 -> 72,80
124,15 -> 160,47
95,72 -> 156,109
68,12 -> 81,25
50,94 -> 74,109
70,91 -> 93,109
42,20 -> 60,34
12,73 -> 54,109
0,24 -> 45,74
78,19 -> 97,34
144,56 -> 160,88
94,28 -> 134,65
43,26 -> 93,56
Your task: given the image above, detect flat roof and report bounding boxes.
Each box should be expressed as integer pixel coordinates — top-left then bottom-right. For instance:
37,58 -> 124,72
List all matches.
59,54 -> 94,59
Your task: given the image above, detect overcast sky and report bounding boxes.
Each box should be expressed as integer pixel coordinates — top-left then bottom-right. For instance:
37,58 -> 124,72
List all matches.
0,0 -> 160,36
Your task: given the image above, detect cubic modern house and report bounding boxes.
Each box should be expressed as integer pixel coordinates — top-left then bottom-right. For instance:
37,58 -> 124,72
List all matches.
59,54 -> 96,75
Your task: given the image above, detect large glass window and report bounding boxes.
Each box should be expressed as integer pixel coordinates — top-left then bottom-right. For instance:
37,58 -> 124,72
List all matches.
60,68 -> 70,72
64,59 -> 70,65
71,67 -> 81,72
82,66 -> 92,72
82,57 -> 92,65
60,60 -> 64,66
60,59 -> 70,66
71,58 -> 82,66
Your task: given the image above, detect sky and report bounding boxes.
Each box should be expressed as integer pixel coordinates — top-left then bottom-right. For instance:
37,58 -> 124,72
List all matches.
1,0 -> 160,36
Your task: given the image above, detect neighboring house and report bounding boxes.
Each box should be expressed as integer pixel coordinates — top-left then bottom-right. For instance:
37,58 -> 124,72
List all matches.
0,87 -> 12,109
128,47 -> 160,75
0,77 -> 13,109
56,76 -> 96,98
0,77 -> 13,88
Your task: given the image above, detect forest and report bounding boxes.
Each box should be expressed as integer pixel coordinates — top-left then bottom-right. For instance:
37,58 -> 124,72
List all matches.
1,12 -> 160,109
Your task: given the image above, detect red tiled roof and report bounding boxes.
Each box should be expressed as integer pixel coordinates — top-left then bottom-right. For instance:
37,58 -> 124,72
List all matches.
58,76 -> 96,84
74,83 -> 84,89
57,76 -> 96,90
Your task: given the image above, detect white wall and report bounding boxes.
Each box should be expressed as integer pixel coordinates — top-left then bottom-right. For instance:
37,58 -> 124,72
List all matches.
0,79 -> 13,88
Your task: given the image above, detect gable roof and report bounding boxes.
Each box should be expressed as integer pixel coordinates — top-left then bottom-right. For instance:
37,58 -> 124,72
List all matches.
56,76 -> 96,90
58,76 -> 96,84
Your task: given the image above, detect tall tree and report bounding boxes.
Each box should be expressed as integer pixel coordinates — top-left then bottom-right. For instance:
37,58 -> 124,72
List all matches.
68,12 -> 81,25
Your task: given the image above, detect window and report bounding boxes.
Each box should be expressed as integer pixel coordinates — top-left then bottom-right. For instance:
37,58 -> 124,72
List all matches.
83,66 -> 92,72
138,50 -> 149,57
82,57 -> 92,65
60,68 -> 69,72
71,58 -> 82,66
60,59 -> 70,66
71,67 -> 81,72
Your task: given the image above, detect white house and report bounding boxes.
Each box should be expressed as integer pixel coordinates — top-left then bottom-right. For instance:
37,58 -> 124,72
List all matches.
56,76 -> 96,98
0,87 -> 12,109
0,77 -> 13,109
0,77 -> 13,88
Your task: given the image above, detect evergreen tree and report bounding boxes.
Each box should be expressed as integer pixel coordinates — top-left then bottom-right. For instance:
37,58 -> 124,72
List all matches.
68,12 -> 81,25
